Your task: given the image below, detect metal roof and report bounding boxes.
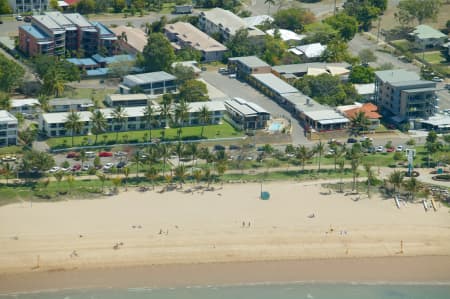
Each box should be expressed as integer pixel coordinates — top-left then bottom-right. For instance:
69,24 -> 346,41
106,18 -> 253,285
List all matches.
251,73 -> 298,95
281,93 -> 325,112
411,25 -> 446,40
303,109 -> 349,124
41,111 -> 92,124
295,43 -> 326,58
229,56 -> 270,68
49,98 -> 93,106
273,62 -> 350,75
0,110 -> 18,123
390,80 -> 435,88
64,13 -> 93,28
92,22 -> 116,37
375,69 -> 420,83
11,98 -> 40,108
67,58 -> 98,66
266,29 -> 305,42
106,94 -> 149,102
45,11 -> 76,29
20,25 -> 49,40
243,15 -> 274,27
33,15 -> 64,31
124,71 -> 176,85
187,101 -> 225,113
225,97 -> 268,117
421,115 -> 450,127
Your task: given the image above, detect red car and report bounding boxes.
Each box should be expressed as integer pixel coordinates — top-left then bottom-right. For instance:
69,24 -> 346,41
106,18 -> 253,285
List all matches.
99,151 -> 113,157
386,147 -> 395,152
72,164 -> 81,171
66,151 -> 80,158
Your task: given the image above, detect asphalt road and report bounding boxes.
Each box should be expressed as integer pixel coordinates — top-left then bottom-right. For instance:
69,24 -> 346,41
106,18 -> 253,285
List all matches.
200,71 -> 312,146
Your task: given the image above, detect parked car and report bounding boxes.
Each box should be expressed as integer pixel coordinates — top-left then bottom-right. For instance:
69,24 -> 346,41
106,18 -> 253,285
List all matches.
24,16 -> 31,22
114,151 -> 127,157
375,146 -> 384,152
432,77 -> 443,82
85,151 -> 96,158
72,164 -> 81,171
386,147 -> 395,152
214,144 -> 225,151
229,73 -> 237,78
360,136 -> 373,142
103,162 -> 114,171
328,138 -> 342,145
347,138 -> 357,143
49,166 -> 60,173
396,145 -> 404,152
99,151 -> 113,157
16,15 -> 23,21
61,167 -> 71,173
2,155 -> 17,162
66,151 -> 80,158
82,164 -> 91,171
218,67 -> 228,74
116,161 -> 127,169
229,144 -> 241,150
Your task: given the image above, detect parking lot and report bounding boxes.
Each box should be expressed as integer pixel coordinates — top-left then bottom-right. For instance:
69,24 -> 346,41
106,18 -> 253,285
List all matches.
201,71 -> 312,146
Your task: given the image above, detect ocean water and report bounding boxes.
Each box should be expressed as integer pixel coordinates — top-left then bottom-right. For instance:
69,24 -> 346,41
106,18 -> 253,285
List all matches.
2,283 -> 450,299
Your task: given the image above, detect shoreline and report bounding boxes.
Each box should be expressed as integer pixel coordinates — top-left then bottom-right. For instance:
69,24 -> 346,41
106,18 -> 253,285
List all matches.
1,181 -> 449,293
1,256 -> 450,294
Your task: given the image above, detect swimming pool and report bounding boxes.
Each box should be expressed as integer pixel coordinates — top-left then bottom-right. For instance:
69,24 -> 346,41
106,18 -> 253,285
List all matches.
268,122 -> 283,132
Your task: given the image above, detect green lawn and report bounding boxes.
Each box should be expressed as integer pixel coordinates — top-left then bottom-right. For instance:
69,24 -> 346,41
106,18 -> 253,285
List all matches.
422,51 -> 446,65
0,146 -> 23,155
391,39 -> 413,52
46,121 -> 243,149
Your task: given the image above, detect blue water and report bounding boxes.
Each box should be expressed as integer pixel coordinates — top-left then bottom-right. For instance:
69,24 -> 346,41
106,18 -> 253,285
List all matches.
2,283 -> 450,299
269,122 -> 283,132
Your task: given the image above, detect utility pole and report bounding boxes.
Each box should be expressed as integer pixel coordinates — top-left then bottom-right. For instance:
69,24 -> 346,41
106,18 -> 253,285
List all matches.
334,0 -> 337,16
376,17 -> 381,44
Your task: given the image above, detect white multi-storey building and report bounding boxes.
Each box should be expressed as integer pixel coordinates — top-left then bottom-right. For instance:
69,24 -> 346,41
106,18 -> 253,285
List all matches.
0,110 -> 18,147
8,0 -> 48,13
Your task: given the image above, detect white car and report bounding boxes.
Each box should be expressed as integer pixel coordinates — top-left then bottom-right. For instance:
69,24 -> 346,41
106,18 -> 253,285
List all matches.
82,164 -> 90,171
432,77 -> 443,82
114,151 -> 127,157
103,163 -> 114,171
85,151 -> 96,158
61,167 -> 71,173
49,166 -> 60,173
360,136 -> 373,142
229,73 -> 237,78
375,146 -> 384,152
396,145 -> 404,152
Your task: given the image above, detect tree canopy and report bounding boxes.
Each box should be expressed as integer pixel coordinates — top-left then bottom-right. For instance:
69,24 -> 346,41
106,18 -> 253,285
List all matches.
140,32 -> 175,72
321,39 -> 354,63
358,48 -> 377,63
344,0 -> 383,31
294,74 -> 357,106
0,0 -> 11,14
396,0 -> 442,25
273,7 -> 316,32
171,64 -> 197,84
324,13 -> 359,41
0,53 -> 25,93
349,65 -> 375,83
225,28 -> 258,58
177,80 -> 209,102
303,23 -> 338,44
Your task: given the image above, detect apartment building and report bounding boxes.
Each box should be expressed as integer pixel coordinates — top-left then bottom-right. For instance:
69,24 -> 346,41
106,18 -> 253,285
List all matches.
104,94 -> 151,107
119,72 -> 177,95
8,0 -> 48,13
48,98 -> 94,112
224,97 -> 270,130
0,110 -> 18,147
198,8 -> 265,42
38,102 -> 225,137
227,56 -> 271,79
164,22 -> 227,62
374,69 -> 438,124
19,13 -> 116,57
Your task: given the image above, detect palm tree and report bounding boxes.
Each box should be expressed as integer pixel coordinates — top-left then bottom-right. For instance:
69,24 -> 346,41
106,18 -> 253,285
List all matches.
295,145 -> 311,170
112,106 -> 127,142
145,166 -> 158,190
160,94 -> 173,130
198,105 -> 211,138
403,177 -> 420,201
158,143 -> 170,176
123,166 -> 130,191
111,176 -> 122,194
1,163 -> 13,186
314,141 -> 325,171
143,103 -> 155,144
187,142 -> 199,172
64,110 -> 83,147
174,142 -> 184,166
174,165 -> 187,187
338,159 -> 345,193
174,100 -> 190,140
388,170 -> 404,195
193,168 -> 203,185
363,163 -> 375,197
350,157 -> 360,191
97,172 -> 107,192
216,161 -> 227,184
66,174 -> 75,194
90,110 -> 107,145
264,0 -> 276,15
350,111 -> 370,136
330,144 -> 345,170
79,150 -> 87,169
54,171 -> 64,191
43,67 -> 65,97
38,94 -> 51,112
131,151 -> 141,178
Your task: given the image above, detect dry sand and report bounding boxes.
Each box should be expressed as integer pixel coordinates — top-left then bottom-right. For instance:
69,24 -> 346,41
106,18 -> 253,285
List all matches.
0,181 -> 449,291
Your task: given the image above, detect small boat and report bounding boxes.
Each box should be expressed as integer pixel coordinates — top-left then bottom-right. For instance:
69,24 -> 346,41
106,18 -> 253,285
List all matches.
422,200 -> 428,212
431,199 -> 437,211
394,196 -> 401,209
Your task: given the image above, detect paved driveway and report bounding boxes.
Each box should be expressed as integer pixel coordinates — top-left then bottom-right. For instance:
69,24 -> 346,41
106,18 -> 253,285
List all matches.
201,71 -> 312,146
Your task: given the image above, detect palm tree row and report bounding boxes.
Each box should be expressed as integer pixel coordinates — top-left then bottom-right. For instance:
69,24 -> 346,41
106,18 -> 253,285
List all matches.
63,102 -> 212,147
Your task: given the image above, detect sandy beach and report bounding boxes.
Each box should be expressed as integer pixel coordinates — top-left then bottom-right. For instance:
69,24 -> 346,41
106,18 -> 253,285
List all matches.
0,181 -> 449,292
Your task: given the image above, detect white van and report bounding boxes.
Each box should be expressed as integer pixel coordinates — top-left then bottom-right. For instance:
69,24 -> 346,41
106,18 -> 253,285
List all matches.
85,151 -> 96,158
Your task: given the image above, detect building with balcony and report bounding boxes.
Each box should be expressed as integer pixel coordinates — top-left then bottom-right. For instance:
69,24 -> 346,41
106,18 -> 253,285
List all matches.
104,94 -> 152,107
224,97 -> 270,130
38,101 -> 225,137
374,69 -> 438,125
228,56 -> 271,79
18,13 -> 115,57
119,72 -> 177,95
8,0 -> 48,13
0,110 -> 18,147
10,98 -> 40,115
48,98 -> 94,112
164,22 -> 227,62
198,8 -> 265,42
